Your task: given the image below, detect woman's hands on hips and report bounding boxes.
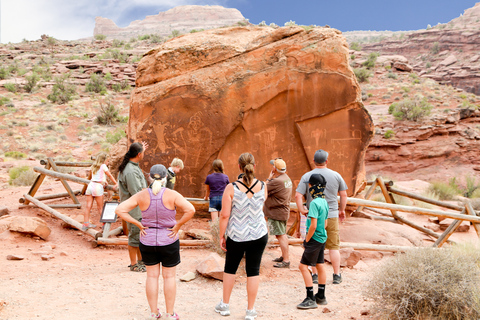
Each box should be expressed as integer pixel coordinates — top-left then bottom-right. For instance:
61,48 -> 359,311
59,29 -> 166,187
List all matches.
167,224 -> 180,239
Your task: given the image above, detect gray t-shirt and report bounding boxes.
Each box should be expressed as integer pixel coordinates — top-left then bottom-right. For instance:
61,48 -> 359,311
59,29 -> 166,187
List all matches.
296,168 -> 348,218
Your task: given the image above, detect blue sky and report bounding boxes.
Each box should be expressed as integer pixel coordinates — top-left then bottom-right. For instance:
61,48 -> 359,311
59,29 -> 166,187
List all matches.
1,0 -> 478,43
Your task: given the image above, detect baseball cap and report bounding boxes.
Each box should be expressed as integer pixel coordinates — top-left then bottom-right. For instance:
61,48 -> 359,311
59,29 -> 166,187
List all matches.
269,158 -> 286,172
150,164 -> 167,179
313,149 -> 329,164
309,173 -> 327,187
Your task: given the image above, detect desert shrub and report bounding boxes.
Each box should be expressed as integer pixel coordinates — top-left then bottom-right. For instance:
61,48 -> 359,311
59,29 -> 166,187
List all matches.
95,34 -> 106,40
150,34 -> 163,44
124,43 -> 132,50
5,151 -> 26,159
112,39 -> 124,47
107,49 -> 129,63
106,127 -> 126,144
111,80 -> 130,92
24,72 -> 40,93
384,129 -> 395,139
0,96 -> 11,106
386,72 -> 397,79
47,74 -> 77,104
4,82 -> 19,93
95,99 -> 121,125
138,34 -> 151,40
354,68 -> 371,83
362,52 -> 379,69
9,166 -> 38,186
170,30 -> 181,38
388,97 -> 433,121
284,20 -> 296,26
86,73 -> 107,94
464,176 -> 480,198
0,67 -> 9,79
365,245 -> 480,320
428,181 -> 459,200
349,42 -> 362,51
104,72 -> 112,81
431,41 -> 440,54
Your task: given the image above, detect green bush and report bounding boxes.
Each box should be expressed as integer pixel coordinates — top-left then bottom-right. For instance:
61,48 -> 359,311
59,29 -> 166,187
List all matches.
112,39 -> 124,47
362,52 -> 379,69
428,181 -> 459,200
386,72 -> 397,79
24,72 -> 41,93
0,67 -> 9,79
86,73 -> 107,94
95,34 -> 107,40
47,74 -> 77,104
9,166 -> 38,186
138,34 -> 151,40
95,99 -> 121,125
107,49 -> 129,63
431,41 -> 440,54
384,130 -> 395,139
4,82 -> 19,93
150,34 -> 163,44
354,68 -> 371,83
0,96 -> 11,106
106,127 -> 126,144
464,176 -> 480,198
171,30 -> 181,38
388,97 -> 433,121
5,151 -> 26,159
349,42 -> 362,51
365,245 -> 480,320
111,80 -> 131,92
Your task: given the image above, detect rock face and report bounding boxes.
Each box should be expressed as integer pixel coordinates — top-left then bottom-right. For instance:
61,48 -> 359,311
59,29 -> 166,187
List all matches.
94,5 -> 246,39
129,26 -> 374,197
361,3 -> 480,95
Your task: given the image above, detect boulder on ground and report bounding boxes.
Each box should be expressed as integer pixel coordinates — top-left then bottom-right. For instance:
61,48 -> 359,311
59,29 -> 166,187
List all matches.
130,26 -> 374,197
0,206 -> 9,217
0,216 -> 51,240
185,228 -> 212,240
393,61 -> 413,72
180,271 -> 196,282
196,252 -> 225,281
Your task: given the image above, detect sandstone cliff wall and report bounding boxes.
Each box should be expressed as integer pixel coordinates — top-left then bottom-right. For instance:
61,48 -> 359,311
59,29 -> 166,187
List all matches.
129,26 -> 374,197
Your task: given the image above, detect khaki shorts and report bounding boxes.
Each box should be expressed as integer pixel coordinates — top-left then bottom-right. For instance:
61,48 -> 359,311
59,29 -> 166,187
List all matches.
127,222 -> 140,247
268,218 -> 287,236
325,217 -> 340,250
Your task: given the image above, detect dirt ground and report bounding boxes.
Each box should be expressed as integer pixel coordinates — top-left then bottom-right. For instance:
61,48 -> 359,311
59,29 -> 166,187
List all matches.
1,177 -> 479,320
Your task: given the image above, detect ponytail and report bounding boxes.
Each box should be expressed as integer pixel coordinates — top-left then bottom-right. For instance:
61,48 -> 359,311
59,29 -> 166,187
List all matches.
238,153 -> 255,186
151,176 -> 167,195
118,142 -> 144,173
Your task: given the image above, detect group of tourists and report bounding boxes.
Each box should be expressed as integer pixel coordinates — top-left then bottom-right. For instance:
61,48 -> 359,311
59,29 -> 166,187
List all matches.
83,141 -> 347,320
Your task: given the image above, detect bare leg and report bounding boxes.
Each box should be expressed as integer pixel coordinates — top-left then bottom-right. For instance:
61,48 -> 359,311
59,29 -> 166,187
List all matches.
316,263 -> 326,284
246,276 -> 260,310
94,195 -> 104,221
276,234 -> 289,262
210,211 -> 218,221
128,245 -> 138,266
299,263 -> 313,287
162,266 -> 176,314
329,249 -> 341,275
83,195 -> 94,223
146,264 -> 160,313
222,273 -> 236,304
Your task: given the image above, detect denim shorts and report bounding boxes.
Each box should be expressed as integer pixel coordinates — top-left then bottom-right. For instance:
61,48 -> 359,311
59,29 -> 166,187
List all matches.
209,195 -> 222,212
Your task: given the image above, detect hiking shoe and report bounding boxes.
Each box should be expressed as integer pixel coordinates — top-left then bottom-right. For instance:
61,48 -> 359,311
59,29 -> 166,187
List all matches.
273,261 -> 290,268
81,222 -> 97,231
163,312 -> 179,319
214,300 -> 230,316
272,256 -> 283,262
149,309 -> 162,318
245,308 -> 257,320
130,263 -> 146,272
333,273 -> 342,284
315,295 -> 327,305
296,297 -> 318,309
312,274 -> 318,284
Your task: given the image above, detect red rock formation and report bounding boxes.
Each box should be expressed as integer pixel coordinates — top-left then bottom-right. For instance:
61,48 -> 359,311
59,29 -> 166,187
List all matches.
129,26 -> 374,197
93,5 -> 246,39
361,3 -> 480,95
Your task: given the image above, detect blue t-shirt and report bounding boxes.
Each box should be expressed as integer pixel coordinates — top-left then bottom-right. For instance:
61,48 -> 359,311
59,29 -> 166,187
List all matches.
306,197 -> 329,243
205,173 -> 229,197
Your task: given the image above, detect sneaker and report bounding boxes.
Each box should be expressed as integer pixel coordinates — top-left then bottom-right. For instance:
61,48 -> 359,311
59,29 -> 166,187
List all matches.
273,261 -> 290,268
214,300 -> 230,316
315,295 -> 328,305
149,309 -> 162,318
81,222 -> 97,231
272,256 -> 283,262
163,312 -> 179,319
312,274 -> 318,284
245,308 -> 257,320
333,273 -> 342,284
296,297 -> 318,309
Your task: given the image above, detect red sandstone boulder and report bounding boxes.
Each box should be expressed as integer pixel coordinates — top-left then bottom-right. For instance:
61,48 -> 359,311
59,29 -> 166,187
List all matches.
129,26 -> 374,197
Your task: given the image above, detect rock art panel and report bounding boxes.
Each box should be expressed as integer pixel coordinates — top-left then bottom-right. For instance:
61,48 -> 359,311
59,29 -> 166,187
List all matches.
129,26 -> 374,197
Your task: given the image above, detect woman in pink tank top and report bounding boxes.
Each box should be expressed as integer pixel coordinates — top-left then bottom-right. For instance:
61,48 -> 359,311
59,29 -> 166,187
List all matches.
116,164 -> 195,320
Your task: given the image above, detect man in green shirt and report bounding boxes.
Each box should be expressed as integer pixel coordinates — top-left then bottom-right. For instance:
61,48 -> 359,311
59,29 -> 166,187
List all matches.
118,142 -> 148,272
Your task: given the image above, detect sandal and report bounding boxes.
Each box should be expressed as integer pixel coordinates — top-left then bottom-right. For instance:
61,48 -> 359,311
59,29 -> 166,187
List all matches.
129,263 -> 146,272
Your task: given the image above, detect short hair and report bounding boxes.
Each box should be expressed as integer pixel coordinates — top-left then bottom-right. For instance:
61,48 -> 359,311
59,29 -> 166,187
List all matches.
212,159 -> 224,173
170,157 -> 184,169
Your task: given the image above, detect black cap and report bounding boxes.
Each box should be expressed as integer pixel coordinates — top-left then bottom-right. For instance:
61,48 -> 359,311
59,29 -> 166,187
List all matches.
309,173 -> 327,187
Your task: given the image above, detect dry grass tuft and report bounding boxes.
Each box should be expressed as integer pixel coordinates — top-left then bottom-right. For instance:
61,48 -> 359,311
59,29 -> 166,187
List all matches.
365,244 -> 480,319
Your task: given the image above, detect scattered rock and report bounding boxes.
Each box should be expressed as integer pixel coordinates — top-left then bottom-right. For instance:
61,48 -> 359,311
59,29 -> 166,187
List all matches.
322,307 -> 331,313
7,254 -> 24,260
361,310 -> 370,316
179,271 -> 196,282
392,61 -> 413,72
59,251 -> 68,256
0,206 -> 9,217
185,229 -> 212,240
196,253 -> 225,281
41,255 -> 54,261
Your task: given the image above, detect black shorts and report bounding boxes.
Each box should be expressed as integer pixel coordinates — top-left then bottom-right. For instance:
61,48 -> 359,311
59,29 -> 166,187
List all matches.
224,233 -> 268,277
139,240 -> 180,268
300,238 -> 326,267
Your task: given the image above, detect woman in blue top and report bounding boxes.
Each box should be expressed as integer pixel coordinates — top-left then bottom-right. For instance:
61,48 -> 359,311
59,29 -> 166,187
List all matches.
204,159 -> 229,221
215,153 -> 268,320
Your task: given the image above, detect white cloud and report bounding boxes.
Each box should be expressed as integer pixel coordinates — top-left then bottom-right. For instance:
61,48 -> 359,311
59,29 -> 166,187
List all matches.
0,0 -> 229,43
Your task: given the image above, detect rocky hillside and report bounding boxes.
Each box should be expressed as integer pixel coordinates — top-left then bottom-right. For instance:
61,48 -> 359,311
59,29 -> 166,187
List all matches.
358,2 -> 480,95
94,5 -> 247,40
